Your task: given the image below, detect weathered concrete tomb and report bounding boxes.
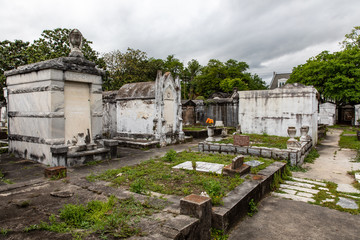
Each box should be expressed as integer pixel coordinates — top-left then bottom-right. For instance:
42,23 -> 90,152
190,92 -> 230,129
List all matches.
103,71 -> 184,146
238,83 -> 318,144
5,29 -> 116,166
318,102 -> 336,126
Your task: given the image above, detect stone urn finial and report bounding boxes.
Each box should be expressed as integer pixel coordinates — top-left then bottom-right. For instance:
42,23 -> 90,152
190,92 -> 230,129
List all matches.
69,29 -> 84,58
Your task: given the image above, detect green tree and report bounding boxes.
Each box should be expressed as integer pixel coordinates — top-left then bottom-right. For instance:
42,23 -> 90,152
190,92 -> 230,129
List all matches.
0,40 -> 30,99
220,78 -> 248,92
194,59 -> 225,98
147,57 -> 165,81
194,59 -> 266,98
183,59 -> 202,99
341,26 -> 360,49
248,73 -> 267,90
0,28 -> 105,98
103,48 -> 158,90
288,48 -> 360,104
26,28 -> 104,67
163,55 -> 184,78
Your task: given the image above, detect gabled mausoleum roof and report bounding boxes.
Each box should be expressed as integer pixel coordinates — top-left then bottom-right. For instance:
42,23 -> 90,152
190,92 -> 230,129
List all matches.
116,81 -> 155,100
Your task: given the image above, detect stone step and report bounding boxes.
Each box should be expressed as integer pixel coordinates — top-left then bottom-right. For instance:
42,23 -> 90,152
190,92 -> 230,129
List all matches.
296,191 -> 314,198
280,184 -> 319,194
291,177 -> 327,187
336,183 -> 360,194
272,192 -> 314,203
284,180 -> 316,189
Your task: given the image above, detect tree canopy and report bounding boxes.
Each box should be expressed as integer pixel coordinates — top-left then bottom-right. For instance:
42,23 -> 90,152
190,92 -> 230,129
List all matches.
288,26 -> 360,105
193,59 -> 267,98
1,27 -> 267,100
0,28 -> 104,100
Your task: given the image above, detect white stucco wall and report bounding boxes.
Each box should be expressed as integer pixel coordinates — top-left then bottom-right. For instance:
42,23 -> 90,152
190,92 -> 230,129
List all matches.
117,99 -> 155,135
355,104 -> 360,126
238,85 -> 318,144
318,102 -> 336,126
6,66 -> 103,166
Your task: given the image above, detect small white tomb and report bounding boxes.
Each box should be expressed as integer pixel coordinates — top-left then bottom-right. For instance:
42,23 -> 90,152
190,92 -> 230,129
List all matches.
115,71 -> 184,146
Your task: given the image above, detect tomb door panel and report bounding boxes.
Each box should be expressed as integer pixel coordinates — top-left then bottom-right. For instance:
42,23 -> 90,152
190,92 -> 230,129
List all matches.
64,82 -> 91,144
163,87 -> 175,132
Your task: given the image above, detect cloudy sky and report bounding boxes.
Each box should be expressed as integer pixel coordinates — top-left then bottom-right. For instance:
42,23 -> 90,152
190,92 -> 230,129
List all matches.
1,0 -> 360,84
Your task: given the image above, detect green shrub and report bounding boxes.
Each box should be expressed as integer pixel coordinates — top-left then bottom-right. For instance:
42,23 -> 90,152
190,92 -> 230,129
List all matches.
304,148 -> 320,163
130,178 -> 146,194
164,149 -> 177,162
203,179 -> 224,205
59,204 -> 87,227
247,199 -> 258,217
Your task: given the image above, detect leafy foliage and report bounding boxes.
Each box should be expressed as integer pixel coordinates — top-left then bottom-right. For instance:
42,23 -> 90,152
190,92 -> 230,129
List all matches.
247,199 -> 258,217
193,59 -> 267,98
102,48 -> 159,90
24,196 -> 162,238
0,28 -> 104,99
288,26 -> 360,105
88,151 -> 245,205
1,28 -> 266,99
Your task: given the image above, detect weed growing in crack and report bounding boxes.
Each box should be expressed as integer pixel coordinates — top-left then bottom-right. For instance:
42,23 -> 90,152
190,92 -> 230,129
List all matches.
247,199 -> 258,217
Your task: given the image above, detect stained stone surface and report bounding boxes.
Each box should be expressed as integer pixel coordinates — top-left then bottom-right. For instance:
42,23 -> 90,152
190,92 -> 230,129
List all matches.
284,180 -> 315,189
355,173 -> 360,182
244,160 -> 263,167
272,192 -> 313,203
337,183 -> 360,194
291,177 -> 326,187
336,197 -> 358,209
172,161 -> 224,174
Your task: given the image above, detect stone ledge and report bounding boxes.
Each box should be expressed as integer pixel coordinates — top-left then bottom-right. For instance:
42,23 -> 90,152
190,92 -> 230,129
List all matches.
116,138 -> 160,149
4,56 -> 104,77
199,141 -> 312,166
212,162 -> 287,232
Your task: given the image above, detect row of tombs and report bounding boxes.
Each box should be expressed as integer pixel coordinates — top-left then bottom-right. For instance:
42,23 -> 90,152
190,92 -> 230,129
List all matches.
4,30 -> 356,167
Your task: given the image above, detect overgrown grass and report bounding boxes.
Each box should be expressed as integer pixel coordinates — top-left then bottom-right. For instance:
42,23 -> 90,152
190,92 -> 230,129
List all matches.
1,228 -> 9,236
0,169 -> 13,184
339,134 -> 360,150
23,196 -> 163,239
183,126 -> 207,131
211,228 -> 229,240
311,181 -> 360,215
247,199 -> 258,217
304,148 -> 320,164
216,133 -> 289,149
249,157 -> 274,174
339,136 -> 360,149
328,125 -> 354,130
87,151 -> 264,205
288,165 -> 307,172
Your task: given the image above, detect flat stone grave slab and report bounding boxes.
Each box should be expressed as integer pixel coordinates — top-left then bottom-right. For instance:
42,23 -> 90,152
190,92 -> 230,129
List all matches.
337,197 -> 359,209
337,183 -> 360,194
172,161 -> 224,174
244,160 -> 263,167
355,173 -> 360,182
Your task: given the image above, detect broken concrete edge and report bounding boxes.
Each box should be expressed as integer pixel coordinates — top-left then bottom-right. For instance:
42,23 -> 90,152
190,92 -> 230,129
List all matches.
222,164 -> 251,177
212,161 -> 287,232
44,166 -> 67,178
180,194 -> 212,239
0,178 -> 44,193
198,141 -> 312,166
116,139 -> 160,149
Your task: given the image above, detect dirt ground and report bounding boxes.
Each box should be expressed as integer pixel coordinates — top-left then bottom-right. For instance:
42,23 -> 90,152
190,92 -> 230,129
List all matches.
0,142 -> 201,239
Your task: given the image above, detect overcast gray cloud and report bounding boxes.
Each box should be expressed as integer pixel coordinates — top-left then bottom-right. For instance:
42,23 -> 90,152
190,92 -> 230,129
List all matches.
1,0 -> 360,84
